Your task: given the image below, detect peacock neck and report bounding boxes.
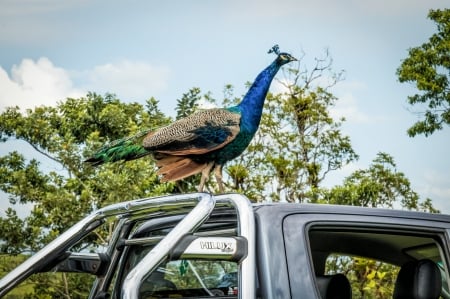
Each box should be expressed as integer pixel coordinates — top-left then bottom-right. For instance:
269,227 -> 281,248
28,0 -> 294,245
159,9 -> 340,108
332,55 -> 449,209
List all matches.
237,60 -> 281,133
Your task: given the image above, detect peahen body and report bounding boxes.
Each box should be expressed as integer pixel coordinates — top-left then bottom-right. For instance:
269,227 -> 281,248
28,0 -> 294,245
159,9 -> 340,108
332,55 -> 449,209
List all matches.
86,45 -> 297,192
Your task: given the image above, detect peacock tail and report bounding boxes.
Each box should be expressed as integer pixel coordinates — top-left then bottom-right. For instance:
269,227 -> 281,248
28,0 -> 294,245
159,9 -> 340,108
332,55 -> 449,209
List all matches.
85,129 -> 152,166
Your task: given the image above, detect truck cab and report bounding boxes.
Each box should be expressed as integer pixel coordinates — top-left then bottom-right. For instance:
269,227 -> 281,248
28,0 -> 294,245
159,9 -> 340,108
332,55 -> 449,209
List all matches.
1,193 -> 449,298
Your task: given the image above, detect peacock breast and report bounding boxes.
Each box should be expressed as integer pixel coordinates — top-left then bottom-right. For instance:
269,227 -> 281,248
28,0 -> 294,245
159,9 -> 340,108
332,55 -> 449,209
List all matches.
209,130 -> 254,164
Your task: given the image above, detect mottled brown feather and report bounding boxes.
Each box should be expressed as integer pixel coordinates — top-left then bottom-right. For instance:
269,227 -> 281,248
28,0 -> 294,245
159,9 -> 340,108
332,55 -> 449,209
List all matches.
143,108 -> 241,155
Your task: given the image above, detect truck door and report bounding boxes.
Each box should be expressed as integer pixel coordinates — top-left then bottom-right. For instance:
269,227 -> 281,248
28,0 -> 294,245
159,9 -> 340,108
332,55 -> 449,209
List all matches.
283,213 -> 450,299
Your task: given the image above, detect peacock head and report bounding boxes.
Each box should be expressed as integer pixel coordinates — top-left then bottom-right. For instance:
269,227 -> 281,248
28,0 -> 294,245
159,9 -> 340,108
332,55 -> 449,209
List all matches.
268,44 -> 297,65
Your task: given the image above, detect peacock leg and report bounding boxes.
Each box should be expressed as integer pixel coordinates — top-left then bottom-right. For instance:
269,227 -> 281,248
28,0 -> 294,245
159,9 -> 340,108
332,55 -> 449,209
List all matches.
214,164 -> 224,193
197,162 -> 215,192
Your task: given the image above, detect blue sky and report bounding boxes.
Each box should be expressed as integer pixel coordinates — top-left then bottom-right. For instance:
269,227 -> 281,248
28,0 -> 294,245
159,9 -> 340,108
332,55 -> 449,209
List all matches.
0,0 -> 449,213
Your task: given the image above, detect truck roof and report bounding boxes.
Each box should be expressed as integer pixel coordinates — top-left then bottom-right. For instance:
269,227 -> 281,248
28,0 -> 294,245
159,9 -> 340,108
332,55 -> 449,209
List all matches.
252,202 -> 450,222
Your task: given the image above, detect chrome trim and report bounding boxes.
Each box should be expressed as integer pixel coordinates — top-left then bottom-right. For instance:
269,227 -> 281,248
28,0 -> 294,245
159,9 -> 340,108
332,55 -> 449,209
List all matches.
216,194 -> 256,299
124,235 -> 165,246
0,193 -> 211,297
194,228 -> 238,236
121,193 -> 215,298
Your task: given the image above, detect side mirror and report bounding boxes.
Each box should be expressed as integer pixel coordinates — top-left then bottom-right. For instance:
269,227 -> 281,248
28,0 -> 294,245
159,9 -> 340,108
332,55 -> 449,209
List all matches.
53,252 -> 110,276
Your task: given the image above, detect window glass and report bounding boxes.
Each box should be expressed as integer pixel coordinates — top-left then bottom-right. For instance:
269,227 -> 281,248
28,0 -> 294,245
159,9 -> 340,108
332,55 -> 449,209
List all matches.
309,228 -> 450,299
325,254 -> 399,298
122,244 -> 238,298
140,260 -> 238,298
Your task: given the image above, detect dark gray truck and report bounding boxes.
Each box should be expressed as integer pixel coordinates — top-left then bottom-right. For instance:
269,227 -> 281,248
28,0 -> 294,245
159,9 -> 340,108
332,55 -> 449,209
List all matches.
0,193 -> 448,298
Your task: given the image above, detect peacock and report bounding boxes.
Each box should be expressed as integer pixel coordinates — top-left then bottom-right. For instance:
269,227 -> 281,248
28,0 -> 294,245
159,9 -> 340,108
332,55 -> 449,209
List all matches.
85,45 -> 297,192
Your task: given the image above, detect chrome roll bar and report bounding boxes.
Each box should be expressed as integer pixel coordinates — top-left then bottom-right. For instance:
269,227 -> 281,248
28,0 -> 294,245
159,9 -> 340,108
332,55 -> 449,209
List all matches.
0,193 -> 256,299
0,193 -> 212,297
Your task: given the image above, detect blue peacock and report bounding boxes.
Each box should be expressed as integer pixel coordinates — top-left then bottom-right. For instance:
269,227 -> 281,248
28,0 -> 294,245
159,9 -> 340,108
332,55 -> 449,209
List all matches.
86,45 -> 297,192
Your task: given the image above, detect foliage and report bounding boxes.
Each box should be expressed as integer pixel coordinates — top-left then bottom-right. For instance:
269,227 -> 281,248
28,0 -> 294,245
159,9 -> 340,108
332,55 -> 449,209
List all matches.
176,87 -> 202,120
222,51 -> 358,202
322,152 -> 439,212
397,8 -> 450,137
0,93 -> 175,297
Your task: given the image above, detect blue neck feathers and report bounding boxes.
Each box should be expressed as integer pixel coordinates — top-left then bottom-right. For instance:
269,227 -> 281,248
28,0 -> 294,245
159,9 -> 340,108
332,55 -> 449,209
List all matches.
237,59 -> 283,133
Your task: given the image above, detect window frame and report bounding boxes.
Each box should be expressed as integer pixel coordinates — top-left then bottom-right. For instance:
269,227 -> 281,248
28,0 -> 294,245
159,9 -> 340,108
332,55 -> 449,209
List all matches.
283,212 -> 450,299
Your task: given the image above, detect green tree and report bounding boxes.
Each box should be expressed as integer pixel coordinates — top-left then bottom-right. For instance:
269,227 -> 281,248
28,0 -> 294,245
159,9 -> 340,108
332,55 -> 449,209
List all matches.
0,92 -> 175,297
176,87 -> 202,120
225,50 -> 359,202
397,8 -> 450,137
322,152 -> 439,212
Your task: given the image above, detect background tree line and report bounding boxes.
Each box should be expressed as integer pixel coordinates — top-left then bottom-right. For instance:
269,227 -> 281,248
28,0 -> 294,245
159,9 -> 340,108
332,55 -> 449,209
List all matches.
0,8 -> 448,298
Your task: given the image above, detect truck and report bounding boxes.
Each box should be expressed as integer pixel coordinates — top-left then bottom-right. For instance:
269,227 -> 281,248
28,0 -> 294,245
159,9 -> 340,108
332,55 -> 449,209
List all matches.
0,192 -> 449,298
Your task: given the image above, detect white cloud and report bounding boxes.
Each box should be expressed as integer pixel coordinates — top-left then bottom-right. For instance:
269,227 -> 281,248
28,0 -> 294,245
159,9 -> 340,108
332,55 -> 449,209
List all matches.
0,58 -> 171,111
331,92 -> 371,123
412,170 -> 450,213
0,57 -> 83,110
77,60 -> 170,101
331,80 -> 376,124
421,171 -> 450,199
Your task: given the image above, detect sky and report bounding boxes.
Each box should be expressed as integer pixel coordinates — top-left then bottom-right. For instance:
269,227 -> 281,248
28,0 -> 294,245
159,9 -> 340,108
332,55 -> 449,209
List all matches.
0,0 -> 449,214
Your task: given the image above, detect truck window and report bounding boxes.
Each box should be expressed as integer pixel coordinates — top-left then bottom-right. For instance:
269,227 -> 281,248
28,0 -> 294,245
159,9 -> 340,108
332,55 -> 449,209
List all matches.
117,233 -> 239,298
309,228 -> 450,299
324,254 -> 400,297
140,260 -> 238,298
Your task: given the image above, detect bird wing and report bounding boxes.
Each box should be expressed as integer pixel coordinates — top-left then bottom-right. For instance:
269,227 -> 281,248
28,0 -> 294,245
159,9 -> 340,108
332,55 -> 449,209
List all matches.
143,108 -> 241,155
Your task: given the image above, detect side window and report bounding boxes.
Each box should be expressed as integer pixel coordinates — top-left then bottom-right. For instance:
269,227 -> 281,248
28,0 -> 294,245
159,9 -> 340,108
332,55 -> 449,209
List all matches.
142,260 -> 238,297
120,243 -> 239,298
325,254 -> 399,297
309,227 -> 450,299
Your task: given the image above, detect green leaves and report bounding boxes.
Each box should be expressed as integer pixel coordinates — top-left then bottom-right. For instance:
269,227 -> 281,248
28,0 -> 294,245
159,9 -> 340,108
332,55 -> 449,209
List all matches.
397,8 -> 450,137
322,152 -> 438,211
224,51 -> 358,202
176,87 -> 202,120
0,93 -> 176,271
0,93 -> 180,297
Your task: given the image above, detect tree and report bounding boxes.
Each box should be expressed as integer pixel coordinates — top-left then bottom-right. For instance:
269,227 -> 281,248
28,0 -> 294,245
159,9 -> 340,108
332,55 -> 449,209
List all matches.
224,50 -> 359,202
397,8 -> 450,137
322,152 -> 439,212
0,93 -> 175,297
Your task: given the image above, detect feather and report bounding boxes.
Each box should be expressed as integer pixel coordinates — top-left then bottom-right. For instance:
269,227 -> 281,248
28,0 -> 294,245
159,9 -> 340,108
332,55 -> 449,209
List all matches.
157,157 -> 207,182
143,108 -> 241,154
85,129 -> 151,165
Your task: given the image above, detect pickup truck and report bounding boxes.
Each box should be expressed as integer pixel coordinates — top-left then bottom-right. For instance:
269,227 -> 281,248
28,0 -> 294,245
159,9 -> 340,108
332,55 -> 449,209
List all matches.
0,193 -> 449,298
